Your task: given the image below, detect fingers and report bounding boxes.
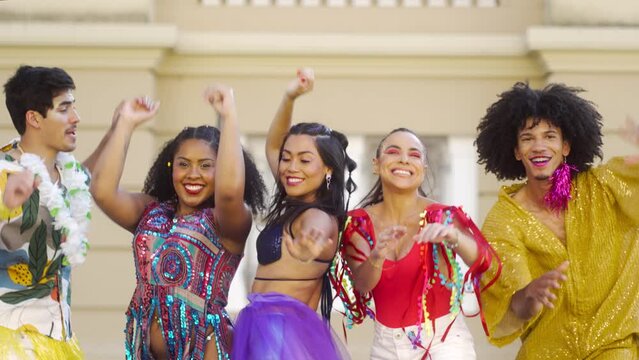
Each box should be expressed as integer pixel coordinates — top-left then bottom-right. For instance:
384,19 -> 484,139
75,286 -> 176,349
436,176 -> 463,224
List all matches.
134,96 -> 158,111
414,223 -> 452,244
297,67 -> 315,90
203,84 -> 236,118
622,116 -> 639,145
3,171 -> 36,208
286,227 -> 330,262
379,225 -> 406,242
528,261 -> 570,310
204,84 -> 234,103
555,261 -> 569,280
286,68 -> 315,99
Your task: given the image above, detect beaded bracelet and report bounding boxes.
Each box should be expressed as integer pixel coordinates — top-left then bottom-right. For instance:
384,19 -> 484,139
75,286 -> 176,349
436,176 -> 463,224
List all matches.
445,231 -> 460,249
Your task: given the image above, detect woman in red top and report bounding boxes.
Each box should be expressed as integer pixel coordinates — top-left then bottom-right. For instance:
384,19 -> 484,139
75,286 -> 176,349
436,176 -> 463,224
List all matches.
331,128 -> 499,360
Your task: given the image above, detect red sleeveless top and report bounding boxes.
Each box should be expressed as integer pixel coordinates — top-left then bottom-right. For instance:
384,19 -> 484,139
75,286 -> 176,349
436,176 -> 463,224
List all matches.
345,208 -> 452,327
332,204 -> 501,336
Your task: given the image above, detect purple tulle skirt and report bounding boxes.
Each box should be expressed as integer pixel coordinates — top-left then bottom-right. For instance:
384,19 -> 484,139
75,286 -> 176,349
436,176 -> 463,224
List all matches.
232,292 -> 349,360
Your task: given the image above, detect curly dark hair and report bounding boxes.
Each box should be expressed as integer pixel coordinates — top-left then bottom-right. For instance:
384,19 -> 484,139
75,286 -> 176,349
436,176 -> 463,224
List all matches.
358,128 -> 431,208
475,82 -> 603,181
4,65 -> 75,135
142,125 -> 267,216
263,122 -> 357,321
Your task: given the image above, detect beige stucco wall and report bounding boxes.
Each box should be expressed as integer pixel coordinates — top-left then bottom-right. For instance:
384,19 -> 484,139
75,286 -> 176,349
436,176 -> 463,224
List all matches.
1,1 -> 638,359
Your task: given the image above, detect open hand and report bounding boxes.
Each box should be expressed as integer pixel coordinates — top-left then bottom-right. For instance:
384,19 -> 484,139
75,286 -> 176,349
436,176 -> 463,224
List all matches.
118,96 -> 160,129
369,225 -> 406,266
285,68 -> 314,100
622,117 -> 639,146
524,261 -> 569,315
284,227 -> 333,263
413,222 -> 459,246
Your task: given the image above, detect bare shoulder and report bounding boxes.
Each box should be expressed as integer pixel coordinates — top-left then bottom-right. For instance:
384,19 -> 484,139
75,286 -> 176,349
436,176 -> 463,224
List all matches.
421,197 -> 439,208
294,207 -> 337,233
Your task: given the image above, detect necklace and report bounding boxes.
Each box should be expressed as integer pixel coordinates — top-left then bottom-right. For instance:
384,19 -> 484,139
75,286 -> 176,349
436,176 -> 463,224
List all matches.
15,141 -> 92,266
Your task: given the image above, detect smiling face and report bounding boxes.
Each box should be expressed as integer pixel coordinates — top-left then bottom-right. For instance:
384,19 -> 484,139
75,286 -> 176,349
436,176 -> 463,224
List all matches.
36,89 -> 80,153
172,138 -> 217,215
515,118 -> 571,182
278,134 -> 331,202
374,130 -> 427,192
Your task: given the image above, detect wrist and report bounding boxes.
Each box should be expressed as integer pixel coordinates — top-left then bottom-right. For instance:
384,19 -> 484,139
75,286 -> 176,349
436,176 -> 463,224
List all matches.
115,119 -> 136,133
368,256 -> 384,270
445,229 -> 460,249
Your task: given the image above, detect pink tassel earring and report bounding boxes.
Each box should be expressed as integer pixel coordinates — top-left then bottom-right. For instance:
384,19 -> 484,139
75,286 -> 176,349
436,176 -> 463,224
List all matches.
544,157 -> 577,212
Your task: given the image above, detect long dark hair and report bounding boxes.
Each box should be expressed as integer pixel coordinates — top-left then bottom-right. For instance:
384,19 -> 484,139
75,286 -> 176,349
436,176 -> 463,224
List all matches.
264,122 -> 357,233
358,128 -> 431,208
143,125 -> 267,215
475,82 -> 603,180
263,122 -> 357,320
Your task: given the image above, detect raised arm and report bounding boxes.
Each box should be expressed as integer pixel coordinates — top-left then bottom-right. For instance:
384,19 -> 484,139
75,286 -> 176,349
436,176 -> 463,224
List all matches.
89,97 -> 159,233
205,85 -> 252,254
265,68 -> 314,177
82,101 -> 123,173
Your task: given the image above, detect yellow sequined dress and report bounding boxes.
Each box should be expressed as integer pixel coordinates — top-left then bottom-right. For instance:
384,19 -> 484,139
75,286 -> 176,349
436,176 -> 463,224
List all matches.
481,157 -> 639,359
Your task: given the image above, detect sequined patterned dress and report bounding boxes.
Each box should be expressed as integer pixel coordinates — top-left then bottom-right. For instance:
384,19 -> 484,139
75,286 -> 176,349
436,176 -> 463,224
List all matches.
125,201 -> 241,360
481,157 -> 639,359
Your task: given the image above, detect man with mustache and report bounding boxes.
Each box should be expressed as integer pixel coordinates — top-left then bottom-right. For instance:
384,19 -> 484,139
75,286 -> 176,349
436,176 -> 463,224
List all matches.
0,65 -> 154,359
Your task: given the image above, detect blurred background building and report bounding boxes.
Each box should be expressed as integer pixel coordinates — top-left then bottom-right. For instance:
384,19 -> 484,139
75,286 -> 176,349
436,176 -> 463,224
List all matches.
1,0 -> 638,358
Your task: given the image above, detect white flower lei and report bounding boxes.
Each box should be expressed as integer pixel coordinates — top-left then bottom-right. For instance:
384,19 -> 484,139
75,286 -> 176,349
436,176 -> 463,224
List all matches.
18,147 -> 92,267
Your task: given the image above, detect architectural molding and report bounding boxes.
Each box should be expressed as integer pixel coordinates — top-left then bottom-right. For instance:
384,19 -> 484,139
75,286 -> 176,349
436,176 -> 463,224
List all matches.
158,32 -> 541,79
0,0 -> 152,22
0,22 -> 175,70
157,53 -> 542,79
0,22 -> 177,48
527,27 -> 639,73
528,26 -> 639,51
175,32 -> 528,56
0,47 -> 166,70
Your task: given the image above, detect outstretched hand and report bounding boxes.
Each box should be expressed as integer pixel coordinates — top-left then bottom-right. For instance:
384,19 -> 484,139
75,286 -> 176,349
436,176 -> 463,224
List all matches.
369,225 -> 406,267
117,96 -> 160,129
522,261 -> 569,316
284,227 -> 333,263
622,117 -> 639,146
204,84 -> 237,120
3,170 -> 39,209
285,68 -> 314,100
413,222 -> 459,246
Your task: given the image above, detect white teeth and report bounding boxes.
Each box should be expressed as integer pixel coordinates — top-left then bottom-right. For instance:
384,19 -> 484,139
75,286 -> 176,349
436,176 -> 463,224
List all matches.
185,185 -> 203,191
288,178 -> 303,184
392,169 -> 411,176
531,158 -> 550,163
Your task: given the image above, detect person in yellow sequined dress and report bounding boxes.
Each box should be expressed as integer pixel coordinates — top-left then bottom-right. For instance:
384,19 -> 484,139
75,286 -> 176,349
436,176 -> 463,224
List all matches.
475,82 -> 639,359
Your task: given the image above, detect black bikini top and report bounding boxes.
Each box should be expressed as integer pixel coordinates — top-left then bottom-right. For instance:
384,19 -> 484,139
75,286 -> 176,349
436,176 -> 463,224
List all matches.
256,223 -> 333,266
256,223 -> 284,265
